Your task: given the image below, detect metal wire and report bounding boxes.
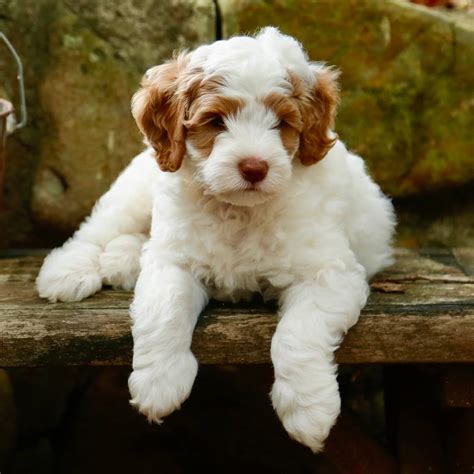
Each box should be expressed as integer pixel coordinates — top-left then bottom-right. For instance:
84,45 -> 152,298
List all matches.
0,32 -> 27,129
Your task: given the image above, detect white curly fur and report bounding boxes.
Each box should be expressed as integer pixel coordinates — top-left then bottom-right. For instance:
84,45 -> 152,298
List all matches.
37,27 -> 395,452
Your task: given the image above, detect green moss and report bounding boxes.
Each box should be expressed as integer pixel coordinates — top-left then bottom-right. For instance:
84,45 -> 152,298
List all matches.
0,0 -> 215,239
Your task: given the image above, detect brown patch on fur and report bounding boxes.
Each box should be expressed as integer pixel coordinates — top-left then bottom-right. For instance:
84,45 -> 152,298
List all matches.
263,93 -> 302,155
186,126 -> 218,157
280,125 -> 302,157
132,59 -> 237,166
131,53 -> 190,172
289,67 -> 340,166
186,95 -> 243,128
185,91 -> 243,157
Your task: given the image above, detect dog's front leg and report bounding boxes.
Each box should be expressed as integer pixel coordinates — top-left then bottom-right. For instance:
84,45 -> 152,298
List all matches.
271,260 -> 369,453
128,250 -> 208,423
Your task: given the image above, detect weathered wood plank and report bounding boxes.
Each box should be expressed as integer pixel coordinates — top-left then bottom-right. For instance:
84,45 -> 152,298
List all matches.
0,250 -> 473,367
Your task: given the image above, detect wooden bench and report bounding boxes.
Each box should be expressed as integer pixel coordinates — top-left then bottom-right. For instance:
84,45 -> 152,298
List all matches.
0,248 -> 473,367
1,248 -> 473,472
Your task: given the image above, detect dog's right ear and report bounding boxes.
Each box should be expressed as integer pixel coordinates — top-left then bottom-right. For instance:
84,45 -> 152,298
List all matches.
132,55 -> 188,172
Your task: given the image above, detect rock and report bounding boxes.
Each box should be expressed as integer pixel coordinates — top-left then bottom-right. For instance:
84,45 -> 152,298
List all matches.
396,182 -> 474,247
219,0 -> 474,197
30,8 -> 146,232
0,0 -> 215,235
1,0 -> 472,239
0,0 -> 57,246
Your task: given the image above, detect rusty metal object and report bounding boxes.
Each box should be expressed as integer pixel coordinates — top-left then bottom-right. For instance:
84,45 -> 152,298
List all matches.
0,32 -> 27,130
0,32 -> 27,205
0,98 -> 13,206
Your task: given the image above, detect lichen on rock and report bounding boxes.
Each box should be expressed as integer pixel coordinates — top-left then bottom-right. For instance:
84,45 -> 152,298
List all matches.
0,0 -> 215,236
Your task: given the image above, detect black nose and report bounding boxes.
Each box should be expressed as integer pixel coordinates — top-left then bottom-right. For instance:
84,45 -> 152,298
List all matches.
238,157 -> 269,184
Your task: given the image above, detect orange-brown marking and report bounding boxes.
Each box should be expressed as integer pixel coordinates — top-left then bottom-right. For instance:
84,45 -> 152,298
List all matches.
131,53 -> 191,172
288,68 -> 340,166
185,92 -> 243,157
263,93 -> 302,155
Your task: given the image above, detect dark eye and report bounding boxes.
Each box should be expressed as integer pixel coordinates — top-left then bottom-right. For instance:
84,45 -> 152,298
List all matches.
210,116 -> 225,128
271,120 -> 283,130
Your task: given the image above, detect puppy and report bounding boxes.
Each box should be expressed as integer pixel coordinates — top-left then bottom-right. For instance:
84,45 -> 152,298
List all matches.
37,27 -> 395,452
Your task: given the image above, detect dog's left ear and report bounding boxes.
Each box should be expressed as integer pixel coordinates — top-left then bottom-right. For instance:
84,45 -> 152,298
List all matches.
132,54 -> 188,172
297,64 -> 340,166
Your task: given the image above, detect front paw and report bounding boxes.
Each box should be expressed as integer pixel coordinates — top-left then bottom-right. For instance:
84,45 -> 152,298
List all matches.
128,350 -> 198,423
36,242 -> 102,302
271,375 -> 341,453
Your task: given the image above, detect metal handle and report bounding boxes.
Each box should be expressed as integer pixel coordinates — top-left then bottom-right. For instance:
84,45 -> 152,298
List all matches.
0,32 -> 27,130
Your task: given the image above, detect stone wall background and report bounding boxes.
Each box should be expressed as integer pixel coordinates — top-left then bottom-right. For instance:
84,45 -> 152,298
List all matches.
0,0 -> 472,248
0,0 -> 216,246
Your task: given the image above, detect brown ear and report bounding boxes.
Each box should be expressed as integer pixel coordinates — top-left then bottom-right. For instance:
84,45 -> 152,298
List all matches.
297,65 -> 340,166
131,54 -> 188,172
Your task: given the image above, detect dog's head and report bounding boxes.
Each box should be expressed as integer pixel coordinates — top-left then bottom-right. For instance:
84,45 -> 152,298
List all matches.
132,27 -> 339,206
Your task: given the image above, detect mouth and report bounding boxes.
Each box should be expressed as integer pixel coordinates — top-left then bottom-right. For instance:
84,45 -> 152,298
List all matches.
215,185 -> 272,207
243,184 -> 261,192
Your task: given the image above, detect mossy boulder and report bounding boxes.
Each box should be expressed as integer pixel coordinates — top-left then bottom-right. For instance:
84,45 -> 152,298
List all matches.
0,0 -> 58,246
220,0 -> 474,197
0,0 -> 215,235
1,0 -> 472,240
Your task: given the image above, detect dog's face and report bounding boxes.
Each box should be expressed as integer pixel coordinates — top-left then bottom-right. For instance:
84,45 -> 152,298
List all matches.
132,28 -> 339,206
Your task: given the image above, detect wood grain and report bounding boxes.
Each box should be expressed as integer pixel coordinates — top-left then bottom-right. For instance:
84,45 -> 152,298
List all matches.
0,249 -> 473,366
